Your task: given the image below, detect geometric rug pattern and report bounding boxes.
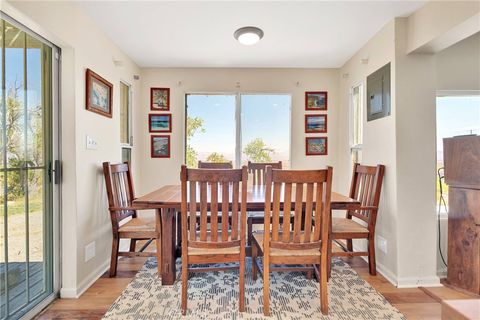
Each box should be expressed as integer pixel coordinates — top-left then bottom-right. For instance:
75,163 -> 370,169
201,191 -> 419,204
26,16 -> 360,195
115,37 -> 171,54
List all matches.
103,258 -> 406,320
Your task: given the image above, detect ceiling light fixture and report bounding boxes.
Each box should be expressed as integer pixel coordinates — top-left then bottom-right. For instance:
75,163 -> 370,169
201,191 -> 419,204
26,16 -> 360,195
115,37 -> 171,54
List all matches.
234,26 -> 264,46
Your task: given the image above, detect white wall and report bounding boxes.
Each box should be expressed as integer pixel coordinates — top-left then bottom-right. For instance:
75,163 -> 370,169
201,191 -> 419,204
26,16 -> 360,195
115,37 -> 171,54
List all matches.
136,68 -> 340,195
3,0 -> 141,297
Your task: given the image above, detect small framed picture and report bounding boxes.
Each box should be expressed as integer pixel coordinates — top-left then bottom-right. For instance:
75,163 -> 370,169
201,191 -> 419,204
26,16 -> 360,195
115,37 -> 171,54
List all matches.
306,137 -> 328,156
85,69 -> 113,118
150,88 -> 170,111
305,114 -> 327,133
151,135 -> 171,158
149,114 -> 172,133
305,91 -> 328,111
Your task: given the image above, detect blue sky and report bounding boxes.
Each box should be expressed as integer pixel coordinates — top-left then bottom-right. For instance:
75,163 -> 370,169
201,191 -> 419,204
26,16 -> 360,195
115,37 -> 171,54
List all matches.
186,94 -> 291,162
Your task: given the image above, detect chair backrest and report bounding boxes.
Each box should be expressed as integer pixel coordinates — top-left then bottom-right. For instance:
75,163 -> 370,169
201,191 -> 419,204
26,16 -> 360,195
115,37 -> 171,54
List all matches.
264,166 -> 333,252
247,161 -> 282,185
198,161 -> 233,169
103,162 -> 136,226
348,163 -> 385,227
180,165 -> 248,249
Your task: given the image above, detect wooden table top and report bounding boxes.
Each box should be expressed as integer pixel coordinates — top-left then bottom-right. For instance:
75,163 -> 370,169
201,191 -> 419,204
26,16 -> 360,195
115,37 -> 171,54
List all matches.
134,185 -> 359,210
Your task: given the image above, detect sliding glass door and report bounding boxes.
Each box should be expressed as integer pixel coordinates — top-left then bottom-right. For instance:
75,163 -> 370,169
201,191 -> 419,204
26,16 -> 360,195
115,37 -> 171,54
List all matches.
185,93 -> 291,168
0,15 -> 57,319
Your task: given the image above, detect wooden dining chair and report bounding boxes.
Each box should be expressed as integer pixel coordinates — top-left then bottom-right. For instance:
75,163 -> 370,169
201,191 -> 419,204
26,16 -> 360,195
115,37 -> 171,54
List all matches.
330,163 -> 385,275
103,162 -> 161,277
246,161 -> 283,246
180,165 -> 248,315
197,161 -> 233,169
252,166 -> 333,316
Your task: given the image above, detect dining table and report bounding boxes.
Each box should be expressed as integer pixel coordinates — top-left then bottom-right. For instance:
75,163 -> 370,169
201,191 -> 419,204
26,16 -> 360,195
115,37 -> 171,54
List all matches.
134,184 -> 360,285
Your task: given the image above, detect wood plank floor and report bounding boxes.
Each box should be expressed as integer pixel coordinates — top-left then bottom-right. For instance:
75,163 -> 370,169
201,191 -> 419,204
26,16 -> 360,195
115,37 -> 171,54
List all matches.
34,256 -> 444,319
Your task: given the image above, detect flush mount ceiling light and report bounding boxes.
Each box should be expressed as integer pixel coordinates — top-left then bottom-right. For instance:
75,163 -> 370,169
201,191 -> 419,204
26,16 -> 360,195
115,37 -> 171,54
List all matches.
234,26 -> 264,46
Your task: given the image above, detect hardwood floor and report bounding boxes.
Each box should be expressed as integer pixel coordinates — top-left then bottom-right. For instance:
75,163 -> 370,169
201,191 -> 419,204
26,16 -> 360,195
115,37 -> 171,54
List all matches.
35,255 -> 444,319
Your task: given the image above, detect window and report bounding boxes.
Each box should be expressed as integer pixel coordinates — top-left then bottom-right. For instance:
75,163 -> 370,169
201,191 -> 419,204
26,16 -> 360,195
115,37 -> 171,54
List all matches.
120,81 -> 132,162
436,94 -> 480,211
185,94 -> 291,168
350,84 -> 364,164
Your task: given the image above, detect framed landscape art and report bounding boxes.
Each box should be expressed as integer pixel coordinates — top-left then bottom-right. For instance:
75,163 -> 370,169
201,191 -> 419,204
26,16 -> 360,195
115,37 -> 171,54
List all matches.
305,91 -> 327,111
306,137 -> 328,155
305,114 -> 327,133
149,114 -> 172,133
151,87 -> 170,111
86,68 -> 113,118
151,135 -> 171,158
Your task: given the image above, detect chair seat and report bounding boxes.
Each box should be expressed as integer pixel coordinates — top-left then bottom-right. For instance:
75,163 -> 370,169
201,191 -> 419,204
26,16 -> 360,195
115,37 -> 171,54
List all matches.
252,232 -> 322,257
188,231 -> 241,255
332,218 -> 369,234
118,212 -> 156,233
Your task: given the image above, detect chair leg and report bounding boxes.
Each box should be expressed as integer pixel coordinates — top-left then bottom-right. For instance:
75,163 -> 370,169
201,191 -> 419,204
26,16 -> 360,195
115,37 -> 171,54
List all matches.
252,244 -> 257,281
129,239 -> 136,252
181,256 -> 188,315
247,217 -> 253,246
327,237 -> 333,280
320,256 -> 329,315
263,258 -> 270,316
109,236 -> 120,277
306,267 -> 314,280
368,236 -> 377,275
239,253 -> 245,312
346,239 -> 353,252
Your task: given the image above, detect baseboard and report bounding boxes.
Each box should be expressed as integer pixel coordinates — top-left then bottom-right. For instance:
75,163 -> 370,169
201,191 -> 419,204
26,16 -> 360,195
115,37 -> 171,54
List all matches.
60,259 -> 110,298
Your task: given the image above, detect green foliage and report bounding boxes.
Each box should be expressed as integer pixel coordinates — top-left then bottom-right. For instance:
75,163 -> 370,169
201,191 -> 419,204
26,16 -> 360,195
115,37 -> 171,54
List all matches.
185,116 -> 205,168
243,138 -> 274,163
206,152 -> 228,163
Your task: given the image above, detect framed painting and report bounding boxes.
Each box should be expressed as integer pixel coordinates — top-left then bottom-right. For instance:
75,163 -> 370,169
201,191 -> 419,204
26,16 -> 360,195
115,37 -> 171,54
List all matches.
149,114 -> 172,133
151,135 -> 171,158
86,68 -> 113,118
151,87 -> 170,111
305,114 -> 327,133
305,91 -> 328,111
306,137 -> 328,156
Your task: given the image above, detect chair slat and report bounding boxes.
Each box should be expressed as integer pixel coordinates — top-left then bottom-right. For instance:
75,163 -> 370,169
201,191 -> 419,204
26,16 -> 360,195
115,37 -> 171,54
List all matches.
313,183 -> 323,242
231,181 -> 239,240
189,181 -> 197,241
221,182 -> 229,241
303,183 -> 314,242
199,182 -> 208,241
282,183 -> 292,242
211,182 -> 219,242
292,183 -> 304,243
248,161 -> 282,186
271,182 -> 281,242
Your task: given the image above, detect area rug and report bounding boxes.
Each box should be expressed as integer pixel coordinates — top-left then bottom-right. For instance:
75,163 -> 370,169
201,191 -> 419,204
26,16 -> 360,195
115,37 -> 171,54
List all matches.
103,258 -> 405,320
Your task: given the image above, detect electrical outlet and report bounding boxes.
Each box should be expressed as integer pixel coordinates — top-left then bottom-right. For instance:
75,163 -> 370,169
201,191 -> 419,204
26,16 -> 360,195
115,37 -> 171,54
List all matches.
85,241 -> 96,262
86,135 -> 98,150
377,235 -> 387,254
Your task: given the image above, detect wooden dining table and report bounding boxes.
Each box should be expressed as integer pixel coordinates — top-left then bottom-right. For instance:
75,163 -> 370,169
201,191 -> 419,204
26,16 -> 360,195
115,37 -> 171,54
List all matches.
134,184 -> 360,285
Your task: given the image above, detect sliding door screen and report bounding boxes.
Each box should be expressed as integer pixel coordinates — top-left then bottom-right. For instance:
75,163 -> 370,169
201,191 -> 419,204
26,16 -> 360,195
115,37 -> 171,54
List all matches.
185,93 -> 291,168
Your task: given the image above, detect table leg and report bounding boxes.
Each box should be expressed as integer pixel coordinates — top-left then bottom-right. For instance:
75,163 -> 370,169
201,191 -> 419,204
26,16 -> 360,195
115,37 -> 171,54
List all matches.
159,208 -> 176,285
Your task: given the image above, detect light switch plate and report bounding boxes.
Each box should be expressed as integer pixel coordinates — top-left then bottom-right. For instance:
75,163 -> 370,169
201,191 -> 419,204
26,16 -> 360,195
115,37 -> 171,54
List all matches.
86,135 -> 98,150
377,235 -> 387,254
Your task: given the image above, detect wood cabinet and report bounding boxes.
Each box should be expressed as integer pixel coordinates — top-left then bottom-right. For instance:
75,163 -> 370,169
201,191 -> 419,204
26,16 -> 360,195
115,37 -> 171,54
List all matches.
444,135 -> 480,295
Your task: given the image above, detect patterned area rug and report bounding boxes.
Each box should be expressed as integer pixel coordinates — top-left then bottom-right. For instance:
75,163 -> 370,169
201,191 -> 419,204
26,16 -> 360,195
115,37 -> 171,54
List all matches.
103,258 -> 405,320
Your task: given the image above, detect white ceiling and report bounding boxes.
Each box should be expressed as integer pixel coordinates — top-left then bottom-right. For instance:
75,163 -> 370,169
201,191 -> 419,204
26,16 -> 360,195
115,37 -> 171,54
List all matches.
77,1 -> 425,68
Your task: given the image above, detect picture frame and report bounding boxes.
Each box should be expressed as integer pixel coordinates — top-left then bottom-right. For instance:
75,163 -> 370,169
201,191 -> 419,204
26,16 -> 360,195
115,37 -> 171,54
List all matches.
305,137 -> 328,156
150,87 -> 170,111
305,91 -> 328,111
85,68 -> 113,118
305,114 -> 327,133
151,135 -> 171,158
149,113 -> 172,133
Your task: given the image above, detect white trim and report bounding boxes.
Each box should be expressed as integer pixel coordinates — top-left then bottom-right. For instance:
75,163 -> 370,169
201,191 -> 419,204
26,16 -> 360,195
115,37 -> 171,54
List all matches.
60,259 -> 110,298
436,90 -> 480,97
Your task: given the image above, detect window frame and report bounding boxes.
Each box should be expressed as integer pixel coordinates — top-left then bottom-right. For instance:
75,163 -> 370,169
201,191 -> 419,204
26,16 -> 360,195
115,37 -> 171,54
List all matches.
120,80 -> 133,163
349,82 -> 364,164
184,92 -> 292,168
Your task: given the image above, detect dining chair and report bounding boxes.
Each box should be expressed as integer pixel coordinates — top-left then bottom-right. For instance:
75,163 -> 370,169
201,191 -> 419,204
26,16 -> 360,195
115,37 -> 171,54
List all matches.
103,162 -> 161,277
197,161 -> 233,169
252,166 -> 333,316
180,165 -> 248,315
330,163 -> 385,275
246,161 -> 283,246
